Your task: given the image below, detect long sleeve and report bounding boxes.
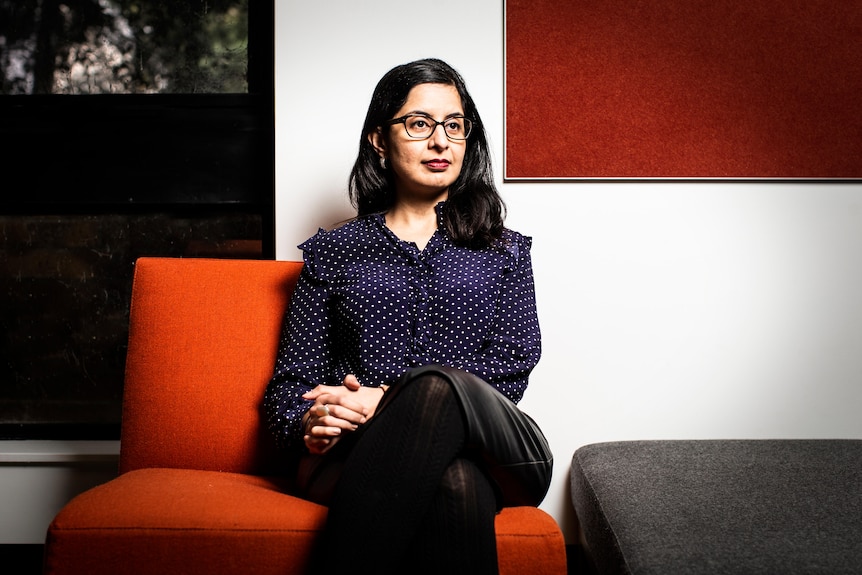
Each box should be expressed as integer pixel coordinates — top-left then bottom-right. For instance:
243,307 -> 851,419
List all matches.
263,239 -> 333,451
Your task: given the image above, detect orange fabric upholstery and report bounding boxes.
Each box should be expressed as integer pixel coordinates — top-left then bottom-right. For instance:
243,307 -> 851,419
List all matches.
45,469 -> 326,575
44,257 -> 566,575
118,257 -> 298,476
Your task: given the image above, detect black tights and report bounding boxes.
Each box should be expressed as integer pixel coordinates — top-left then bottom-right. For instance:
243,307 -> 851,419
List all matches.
313,374 -> 499,575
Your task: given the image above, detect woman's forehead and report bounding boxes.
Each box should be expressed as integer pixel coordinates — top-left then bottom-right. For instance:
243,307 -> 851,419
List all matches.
398,83 -> 463,115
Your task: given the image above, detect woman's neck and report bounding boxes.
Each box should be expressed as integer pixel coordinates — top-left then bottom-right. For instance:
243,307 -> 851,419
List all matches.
385,201 -> 440,251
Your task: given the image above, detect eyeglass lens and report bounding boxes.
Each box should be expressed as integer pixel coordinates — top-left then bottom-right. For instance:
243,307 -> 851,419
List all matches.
403,115 -> 471,140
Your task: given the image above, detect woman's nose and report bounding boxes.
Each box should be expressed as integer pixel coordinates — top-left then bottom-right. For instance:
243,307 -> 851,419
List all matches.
428,124 -> 450,147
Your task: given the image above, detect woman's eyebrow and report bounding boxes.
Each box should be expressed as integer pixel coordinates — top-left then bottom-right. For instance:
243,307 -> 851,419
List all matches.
403,110 -> 465,118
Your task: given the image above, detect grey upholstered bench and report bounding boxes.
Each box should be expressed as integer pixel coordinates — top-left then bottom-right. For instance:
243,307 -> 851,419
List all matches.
570,440 -> 862,575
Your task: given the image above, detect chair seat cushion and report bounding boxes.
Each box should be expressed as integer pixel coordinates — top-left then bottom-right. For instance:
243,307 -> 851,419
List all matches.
45,468 -> 327,575
46,467 -> 567,575
570,439 -> 862,575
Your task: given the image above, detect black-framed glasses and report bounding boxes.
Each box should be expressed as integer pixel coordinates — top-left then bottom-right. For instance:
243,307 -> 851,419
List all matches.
387,113 -> 473,141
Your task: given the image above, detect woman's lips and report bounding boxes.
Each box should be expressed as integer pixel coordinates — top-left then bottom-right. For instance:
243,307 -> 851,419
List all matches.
424,159 -> 450,170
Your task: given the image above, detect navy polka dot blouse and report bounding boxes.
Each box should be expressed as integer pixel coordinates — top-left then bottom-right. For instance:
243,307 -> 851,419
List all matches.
264,204 -> 542,450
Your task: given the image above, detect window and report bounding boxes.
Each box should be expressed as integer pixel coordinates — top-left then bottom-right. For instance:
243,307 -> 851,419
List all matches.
0,0 -> 274,439
1,0 -> 251,95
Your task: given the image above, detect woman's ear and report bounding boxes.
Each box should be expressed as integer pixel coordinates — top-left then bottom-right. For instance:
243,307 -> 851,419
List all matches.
368,128 -> 387,158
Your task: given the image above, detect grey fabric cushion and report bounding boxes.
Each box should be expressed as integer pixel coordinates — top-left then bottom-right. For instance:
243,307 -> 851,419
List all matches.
570,440 -> 862,575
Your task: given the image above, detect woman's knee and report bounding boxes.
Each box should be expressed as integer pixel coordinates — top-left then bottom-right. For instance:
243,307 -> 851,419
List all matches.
439,458 -> 495,502
385,371 -> 455,410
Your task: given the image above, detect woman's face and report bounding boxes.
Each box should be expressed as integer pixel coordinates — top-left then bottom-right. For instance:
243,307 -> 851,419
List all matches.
370,83 -> 467,202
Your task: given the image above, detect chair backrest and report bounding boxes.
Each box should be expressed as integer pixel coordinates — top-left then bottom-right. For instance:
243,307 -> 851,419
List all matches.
119,257 -> 303,476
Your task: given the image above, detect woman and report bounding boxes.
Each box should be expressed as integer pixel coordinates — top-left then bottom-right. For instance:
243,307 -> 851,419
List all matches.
264,58 -> 551,575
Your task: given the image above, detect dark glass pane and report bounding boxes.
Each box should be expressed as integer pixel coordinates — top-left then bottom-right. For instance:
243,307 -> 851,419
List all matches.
0,0 -> 249,94
0,211 -> 263,435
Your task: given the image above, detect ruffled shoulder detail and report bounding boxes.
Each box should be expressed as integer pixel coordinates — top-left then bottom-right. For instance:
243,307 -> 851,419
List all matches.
297,228 -> 328,281
296,217 -> 380,282
499,228 -> 533,272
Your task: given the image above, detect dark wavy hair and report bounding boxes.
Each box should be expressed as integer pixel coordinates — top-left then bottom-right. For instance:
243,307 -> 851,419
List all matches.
348,58 -> 505,250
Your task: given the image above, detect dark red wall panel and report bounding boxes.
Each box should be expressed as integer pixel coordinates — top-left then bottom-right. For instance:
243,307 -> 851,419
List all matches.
505,0 -> 862,179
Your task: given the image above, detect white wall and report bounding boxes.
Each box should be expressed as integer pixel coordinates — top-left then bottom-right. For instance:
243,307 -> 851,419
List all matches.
0,441 -> 119,543
275,0 -> 862,542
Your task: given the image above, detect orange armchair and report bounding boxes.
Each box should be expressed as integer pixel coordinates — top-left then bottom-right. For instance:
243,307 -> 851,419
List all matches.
43,257 -> 567,575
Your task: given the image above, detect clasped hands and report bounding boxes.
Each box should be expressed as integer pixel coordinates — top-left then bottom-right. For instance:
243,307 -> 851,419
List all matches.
303,374 -> 387,454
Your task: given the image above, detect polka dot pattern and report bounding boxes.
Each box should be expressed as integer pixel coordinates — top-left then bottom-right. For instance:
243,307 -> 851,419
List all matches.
264,204 -> 542,450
